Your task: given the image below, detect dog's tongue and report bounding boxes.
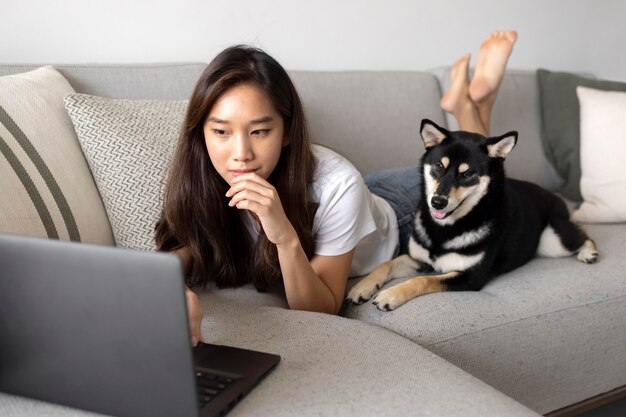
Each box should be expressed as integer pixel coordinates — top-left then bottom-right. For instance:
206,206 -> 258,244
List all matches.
431,209 -> 447,219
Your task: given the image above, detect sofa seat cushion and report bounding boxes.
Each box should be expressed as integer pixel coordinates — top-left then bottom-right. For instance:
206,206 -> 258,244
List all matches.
0,292 -> 542,417
193,290 -> 541,417
343,224 -> 626,414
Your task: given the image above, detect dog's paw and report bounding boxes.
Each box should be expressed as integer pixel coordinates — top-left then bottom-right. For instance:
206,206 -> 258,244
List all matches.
372,287 -> 408,312
578,249 -> 599,264
346,280 -> 381,305
577,240 -> 599,264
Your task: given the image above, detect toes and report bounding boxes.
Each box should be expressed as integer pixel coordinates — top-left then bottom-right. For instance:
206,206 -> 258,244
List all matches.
372,297 -> 394,312
583,252 -> 599,264
345,296 -> 365,305
345,292 -> 375,305
577,249 -> 599,264
372,299 -> 392,312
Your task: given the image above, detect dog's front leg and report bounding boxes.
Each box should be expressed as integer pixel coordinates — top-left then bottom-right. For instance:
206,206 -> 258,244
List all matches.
373,271 -> 461,311
346,255 -> 420,304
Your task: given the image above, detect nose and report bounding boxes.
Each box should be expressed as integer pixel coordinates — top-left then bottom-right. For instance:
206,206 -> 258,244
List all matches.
431,196 -> 448,210
233,134 -> 253,162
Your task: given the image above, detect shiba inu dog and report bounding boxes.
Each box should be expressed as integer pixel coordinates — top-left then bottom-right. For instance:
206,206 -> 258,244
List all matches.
346,119 -> 598,311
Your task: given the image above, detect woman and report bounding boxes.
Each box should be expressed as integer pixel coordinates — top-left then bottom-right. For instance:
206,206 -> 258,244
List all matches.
156,31 -> 518,345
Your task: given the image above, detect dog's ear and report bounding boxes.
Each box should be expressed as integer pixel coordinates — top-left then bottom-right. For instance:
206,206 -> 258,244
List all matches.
486,131 -> 518,159
420,119 -> 448,148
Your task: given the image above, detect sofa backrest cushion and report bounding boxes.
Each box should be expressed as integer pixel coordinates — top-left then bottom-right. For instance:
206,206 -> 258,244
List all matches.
0,63 -> 562,192
1,65 -> 447,176
0,63 -> 206,100
290,71 -> 447,174
431,67 -> 563,192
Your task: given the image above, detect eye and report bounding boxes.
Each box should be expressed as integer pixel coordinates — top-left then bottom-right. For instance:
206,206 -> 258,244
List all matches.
212,129 -> 228,137
433,162 -> 445,172
251,129 -> 270,136
463,169 -> 475,178
431,162 -> 445,177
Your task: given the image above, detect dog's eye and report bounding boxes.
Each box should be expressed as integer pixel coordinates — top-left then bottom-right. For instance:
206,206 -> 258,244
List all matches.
431,162 -> 445,176
463,169 -> 475,178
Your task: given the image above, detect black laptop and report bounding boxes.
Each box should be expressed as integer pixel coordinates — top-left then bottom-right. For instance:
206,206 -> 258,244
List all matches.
0,233 -> 280,417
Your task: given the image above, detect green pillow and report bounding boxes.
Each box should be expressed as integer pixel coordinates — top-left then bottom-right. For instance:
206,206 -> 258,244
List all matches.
537,69 -> 626,201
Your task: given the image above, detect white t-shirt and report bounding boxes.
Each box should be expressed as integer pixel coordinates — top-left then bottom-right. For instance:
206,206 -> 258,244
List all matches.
242,145 -> 399,277
309,145 -> 398,276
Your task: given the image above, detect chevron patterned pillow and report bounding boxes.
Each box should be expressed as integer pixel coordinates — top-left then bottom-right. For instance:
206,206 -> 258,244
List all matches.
64,94 -> 187,250
0,67 -> 113,244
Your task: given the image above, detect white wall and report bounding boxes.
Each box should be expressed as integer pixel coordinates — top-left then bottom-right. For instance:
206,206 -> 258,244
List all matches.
1,0 -> 625,81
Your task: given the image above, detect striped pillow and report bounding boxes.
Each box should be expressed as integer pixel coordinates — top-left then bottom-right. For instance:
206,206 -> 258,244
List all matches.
0,66 -> 113,244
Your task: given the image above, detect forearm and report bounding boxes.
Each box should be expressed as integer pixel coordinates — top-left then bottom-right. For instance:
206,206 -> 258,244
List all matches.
277,235 -> 339,315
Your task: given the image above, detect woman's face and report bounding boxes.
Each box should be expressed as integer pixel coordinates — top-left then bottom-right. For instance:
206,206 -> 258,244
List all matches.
203,83 -> 286,185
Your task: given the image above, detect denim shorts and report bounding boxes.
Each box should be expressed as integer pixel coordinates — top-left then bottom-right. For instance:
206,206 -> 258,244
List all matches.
364,166 -> 422,255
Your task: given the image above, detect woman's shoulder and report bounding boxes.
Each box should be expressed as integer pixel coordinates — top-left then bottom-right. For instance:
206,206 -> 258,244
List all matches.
309,144 -> 367,200
310,144 -> 361,181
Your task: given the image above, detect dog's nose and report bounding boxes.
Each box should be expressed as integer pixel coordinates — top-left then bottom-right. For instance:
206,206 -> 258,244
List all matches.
431,196 -> 448,210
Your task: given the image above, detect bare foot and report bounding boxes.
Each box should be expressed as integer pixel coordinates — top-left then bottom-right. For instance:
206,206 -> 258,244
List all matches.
439,53 -> 488,135
469,31 -> 517,104
440,53 -> 471,114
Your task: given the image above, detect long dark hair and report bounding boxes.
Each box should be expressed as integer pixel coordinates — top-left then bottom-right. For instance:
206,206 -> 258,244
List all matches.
156,45 -> 317,291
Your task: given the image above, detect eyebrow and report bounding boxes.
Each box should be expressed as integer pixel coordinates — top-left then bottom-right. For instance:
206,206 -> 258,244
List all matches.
207,116 -> 274,124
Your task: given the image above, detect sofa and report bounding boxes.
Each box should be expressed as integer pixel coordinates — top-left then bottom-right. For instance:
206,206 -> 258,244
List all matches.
0,63 -> 624,417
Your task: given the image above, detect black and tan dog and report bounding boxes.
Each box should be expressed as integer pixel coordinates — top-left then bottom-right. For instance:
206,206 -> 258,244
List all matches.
346,119 -> 598,311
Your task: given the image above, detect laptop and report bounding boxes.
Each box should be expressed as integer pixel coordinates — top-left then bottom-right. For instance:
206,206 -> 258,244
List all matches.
0,233 -> 280,417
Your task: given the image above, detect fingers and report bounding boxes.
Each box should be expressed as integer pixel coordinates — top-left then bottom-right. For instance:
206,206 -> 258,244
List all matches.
190,312 -> 203,346
226,174 -> 279,211
226,173 -> 274,197
185,287 -> 204,347
223,172 -> 292,245
230,171 -> 269,186
227,181 -> 274,207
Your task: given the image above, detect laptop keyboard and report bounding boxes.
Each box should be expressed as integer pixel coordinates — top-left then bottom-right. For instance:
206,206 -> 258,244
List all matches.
195,370 -> 239,409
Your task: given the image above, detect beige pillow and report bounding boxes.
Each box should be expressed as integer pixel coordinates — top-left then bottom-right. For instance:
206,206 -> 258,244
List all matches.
571,86 -> 626,223
0,66 -> 113,243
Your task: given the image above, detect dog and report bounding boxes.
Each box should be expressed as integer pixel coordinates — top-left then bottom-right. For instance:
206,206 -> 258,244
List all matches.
346,119 -> 598,311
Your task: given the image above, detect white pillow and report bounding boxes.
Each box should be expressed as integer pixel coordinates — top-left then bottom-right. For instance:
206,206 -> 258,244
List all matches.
64,94 -> 187,250
571,86 -> 626,223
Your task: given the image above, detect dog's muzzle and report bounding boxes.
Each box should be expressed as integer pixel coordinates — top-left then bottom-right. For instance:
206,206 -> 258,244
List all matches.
431,196 -> 448,210
430,196 -> 449,219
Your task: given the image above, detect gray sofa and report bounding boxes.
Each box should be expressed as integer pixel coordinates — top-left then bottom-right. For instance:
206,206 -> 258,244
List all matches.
0,63 -> 624,417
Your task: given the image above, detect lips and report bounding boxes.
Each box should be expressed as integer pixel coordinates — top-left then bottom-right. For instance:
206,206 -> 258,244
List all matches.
230,169 -> 258,176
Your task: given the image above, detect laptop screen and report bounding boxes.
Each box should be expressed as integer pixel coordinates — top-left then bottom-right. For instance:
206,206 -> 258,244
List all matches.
0,234 -> 199,417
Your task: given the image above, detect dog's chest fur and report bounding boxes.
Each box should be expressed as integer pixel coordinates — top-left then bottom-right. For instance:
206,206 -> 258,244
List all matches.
408,209 -> 495,273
